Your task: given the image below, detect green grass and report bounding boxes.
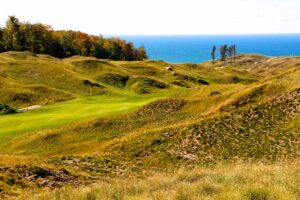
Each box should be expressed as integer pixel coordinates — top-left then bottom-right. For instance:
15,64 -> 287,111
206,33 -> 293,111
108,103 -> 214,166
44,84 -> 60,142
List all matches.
0,90 -> 174,145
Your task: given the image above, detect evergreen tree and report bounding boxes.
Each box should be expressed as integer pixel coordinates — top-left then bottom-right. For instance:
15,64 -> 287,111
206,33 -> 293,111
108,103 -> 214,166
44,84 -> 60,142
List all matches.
226,45 -> 237,60
211,45 -> 216,63
3,16 -> 22,50
232,45 -> 237,57
220,44 -> 228,62
0,28 -> 4,52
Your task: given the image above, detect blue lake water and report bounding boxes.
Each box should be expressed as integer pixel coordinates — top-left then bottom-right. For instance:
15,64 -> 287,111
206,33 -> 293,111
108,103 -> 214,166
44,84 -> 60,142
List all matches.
118,35 -> 300,63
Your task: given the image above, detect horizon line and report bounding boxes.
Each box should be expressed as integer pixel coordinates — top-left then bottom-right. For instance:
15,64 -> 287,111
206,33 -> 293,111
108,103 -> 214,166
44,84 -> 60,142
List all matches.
105,33 -> 300,37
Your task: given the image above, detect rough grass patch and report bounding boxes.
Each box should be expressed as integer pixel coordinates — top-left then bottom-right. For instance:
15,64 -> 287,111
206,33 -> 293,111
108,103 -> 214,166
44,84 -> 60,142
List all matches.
172,81 -> 190,88
97,73 -> 129,88
200,184 -> 221,196
139,77 -> 168,89
83,80 -> 104,88
174,73 -> 209,85
132,77 -> 168,94
245,188 -> 270,200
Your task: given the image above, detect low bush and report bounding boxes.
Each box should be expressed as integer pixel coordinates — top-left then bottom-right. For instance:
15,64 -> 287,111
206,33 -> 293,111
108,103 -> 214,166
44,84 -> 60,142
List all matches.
0,103 -> 17,115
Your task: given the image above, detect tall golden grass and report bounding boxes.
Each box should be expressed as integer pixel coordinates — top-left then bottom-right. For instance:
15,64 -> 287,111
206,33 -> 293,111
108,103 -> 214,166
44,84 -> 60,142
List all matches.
17,162 -> 300,200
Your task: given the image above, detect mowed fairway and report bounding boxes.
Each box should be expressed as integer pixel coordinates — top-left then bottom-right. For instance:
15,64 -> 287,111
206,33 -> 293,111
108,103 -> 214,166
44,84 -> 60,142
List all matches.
0,90 -> 173,144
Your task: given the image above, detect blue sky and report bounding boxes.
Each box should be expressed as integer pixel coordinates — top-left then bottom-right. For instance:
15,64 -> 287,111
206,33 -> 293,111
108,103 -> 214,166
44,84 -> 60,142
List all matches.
1,0 -> 300,35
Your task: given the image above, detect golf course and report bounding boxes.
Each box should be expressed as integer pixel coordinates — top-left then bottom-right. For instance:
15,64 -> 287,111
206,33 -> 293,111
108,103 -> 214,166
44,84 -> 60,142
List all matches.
0,50 -> 298,200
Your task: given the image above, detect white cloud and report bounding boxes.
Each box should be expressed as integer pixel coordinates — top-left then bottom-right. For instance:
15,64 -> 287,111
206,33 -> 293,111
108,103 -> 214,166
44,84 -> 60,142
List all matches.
1,0 -> 300,35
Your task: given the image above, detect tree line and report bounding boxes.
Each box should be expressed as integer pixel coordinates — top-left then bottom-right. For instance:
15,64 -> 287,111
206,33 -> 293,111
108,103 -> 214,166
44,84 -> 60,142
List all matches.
0,16 -> 148,60
211,44 -> 237,63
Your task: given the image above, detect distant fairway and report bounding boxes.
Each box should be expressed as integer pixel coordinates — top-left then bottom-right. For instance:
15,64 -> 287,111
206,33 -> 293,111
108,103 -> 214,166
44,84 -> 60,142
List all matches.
0,91 -> 172,144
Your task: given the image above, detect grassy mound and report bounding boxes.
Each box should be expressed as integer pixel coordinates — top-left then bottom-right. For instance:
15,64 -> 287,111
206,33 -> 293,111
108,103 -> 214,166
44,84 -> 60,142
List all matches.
72,59 -> 103,69
0,52 -> 105,107
0,51 -> 38,60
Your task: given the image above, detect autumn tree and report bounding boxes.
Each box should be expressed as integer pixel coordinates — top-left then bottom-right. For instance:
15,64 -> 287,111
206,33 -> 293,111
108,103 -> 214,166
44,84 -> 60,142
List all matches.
136,46 -> 148,60
75,32 -> 91,56
123,42 -> 135,61
0,16 -> 147,61
89,35 -> 106,58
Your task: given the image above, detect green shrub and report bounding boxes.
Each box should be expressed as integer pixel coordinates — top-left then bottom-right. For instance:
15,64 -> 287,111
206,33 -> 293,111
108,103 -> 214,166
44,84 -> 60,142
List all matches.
0,103 -> 17,115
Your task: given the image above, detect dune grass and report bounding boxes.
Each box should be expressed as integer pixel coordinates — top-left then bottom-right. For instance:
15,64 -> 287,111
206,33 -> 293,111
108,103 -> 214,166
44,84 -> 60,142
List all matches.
16,162 -> 300,200
0,52 -> 299,199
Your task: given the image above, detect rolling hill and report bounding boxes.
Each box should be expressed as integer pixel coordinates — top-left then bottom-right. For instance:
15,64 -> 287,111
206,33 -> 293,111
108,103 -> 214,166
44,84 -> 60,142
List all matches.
0,51 -> 299,199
